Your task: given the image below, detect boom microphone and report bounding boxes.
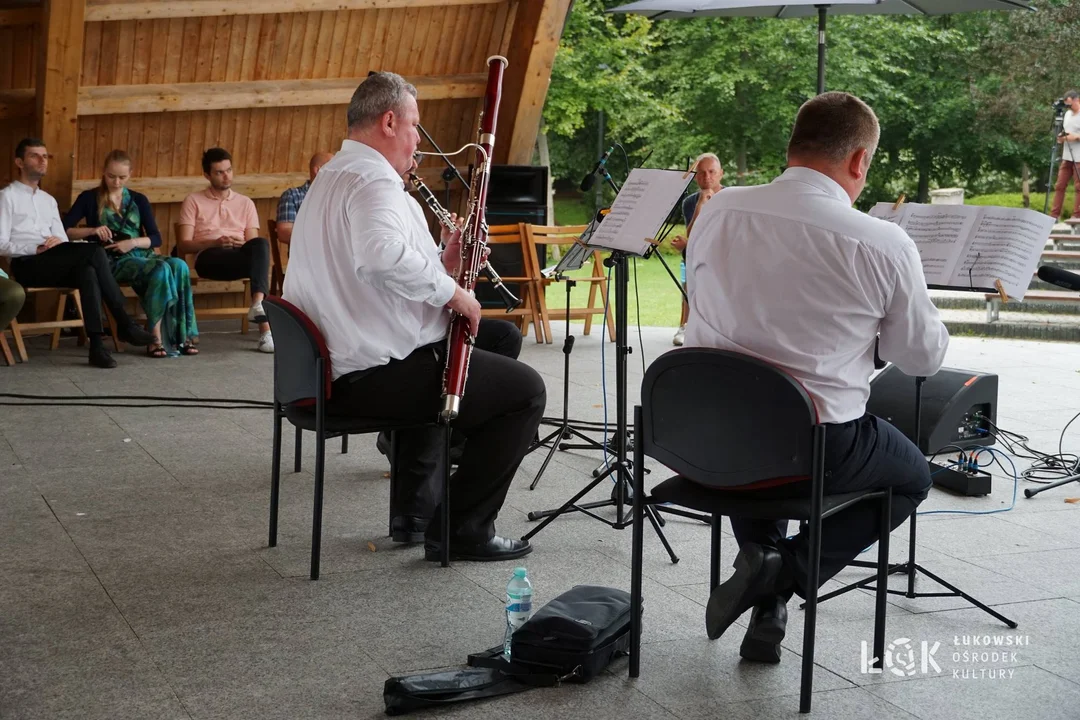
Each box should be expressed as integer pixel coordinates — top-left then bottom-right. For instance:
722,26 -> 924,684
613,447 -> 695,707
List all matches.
1037,265 -> 1080,292
580,145 -> 614,191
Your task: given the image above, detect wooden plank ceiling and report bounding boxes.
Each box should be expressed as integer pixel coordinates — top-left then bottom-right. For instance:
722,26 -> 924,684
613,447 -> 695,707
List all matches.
0,0 -> 572,258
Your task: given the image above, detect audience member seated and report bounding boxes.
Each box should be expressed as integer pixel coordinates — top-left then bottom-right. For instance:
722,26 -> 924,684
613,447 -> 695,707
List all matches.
275,152 -> 334,246
65,150 -> 198,358
177,147 -> 273,353
0,138 -> 154,368
0,267 -> 25,339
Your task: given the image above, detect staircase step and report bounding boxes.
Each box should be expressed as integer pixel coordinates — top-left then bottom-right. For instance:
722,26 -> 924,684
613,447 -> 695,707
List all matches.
938,307 -> 1080,342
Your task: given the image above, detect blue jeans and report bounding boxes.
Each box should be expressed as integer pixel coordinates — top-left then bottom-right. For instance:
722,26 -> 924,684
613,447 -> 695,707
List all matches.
729,414 -> 931,597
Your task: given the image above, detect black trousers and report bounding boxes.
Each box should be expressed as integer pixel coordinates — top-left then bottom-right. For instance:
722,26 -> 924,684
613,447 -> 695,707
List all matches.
730,413 -> 931,598
328,319 -> 543,542
10,243 -> 133,336
194,238 -> 270,297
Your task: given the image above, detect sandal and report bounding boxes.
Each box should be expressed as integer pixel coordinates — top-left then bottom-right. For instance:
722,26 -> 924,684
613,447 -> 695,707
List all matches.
146,344 -> 167,359
180,342 -> 199,356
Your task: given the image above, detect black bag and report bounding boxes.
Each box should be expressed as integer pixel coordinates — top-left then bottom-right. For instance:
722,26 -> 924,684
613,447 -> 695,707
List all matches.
383,667 -> 556,716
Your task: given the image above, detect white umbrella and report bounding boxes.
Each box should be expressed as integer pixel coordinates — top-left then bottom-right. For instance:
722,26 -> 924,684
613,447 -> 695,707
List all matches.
609,0 -> 1034,93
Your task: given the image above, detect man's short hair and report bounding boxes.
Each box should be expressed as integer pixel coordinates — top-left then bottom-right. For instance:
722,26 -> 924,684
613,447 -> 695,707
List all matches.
15,137 -> 45,160
1065,90 -> 1079,101
787,92 -> 880,164
202,147 -> 232,175
347,72 -> 417,131
695,152 -> 722,169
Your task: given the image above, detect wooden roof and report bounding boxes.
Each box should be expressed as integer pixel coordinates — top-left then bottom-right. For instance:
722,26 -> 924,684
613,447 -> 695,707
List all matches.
0,0 -> 571,252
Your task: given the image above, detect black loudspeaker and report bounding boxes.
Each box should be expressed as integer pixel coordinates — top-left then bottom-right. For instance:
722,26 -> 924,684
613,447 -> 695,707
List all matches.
479,165 -> 548,309
866,366 -> 998,455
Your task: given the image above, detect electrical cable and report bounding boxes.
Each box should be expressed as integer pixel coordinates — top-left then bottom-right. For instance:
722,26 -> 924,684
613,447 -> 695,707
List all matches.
982,415 -> 1079,484
917,447 -> 1019,517
0,392 -> 273,410
632,257 -> 646,375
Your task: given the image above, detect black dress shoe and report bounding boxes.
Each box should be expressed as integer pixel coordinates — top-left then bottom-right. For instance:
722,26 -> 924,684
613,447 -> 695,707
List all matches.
739,595 -> 788,663
391,515 -> 429,544
706,543 -> 787,640
424,535 -> 532,562
88,345 -> 117,369
118,323 -> 154,347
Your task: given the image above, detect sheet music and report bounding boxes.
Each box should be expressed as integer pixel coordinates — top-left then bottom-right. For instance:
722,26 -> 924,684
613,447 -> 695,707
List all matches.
947,207 -> 1054,299
869,202 -> 1052,299
586,168 -> 694,256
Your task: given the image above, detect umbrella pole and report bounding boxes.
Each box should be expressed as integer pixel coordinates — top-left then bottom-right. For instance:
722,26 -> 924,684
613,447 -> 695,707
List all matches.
816,5 -> 827,94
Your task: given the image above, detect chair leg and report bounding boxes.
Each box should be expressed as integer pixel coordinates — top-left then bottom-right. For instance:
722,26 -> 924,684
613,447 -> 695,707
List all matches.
441,423 -> 451,568
311,428 -> 326,581
294,426 -> 302,472
270,406 -> 283,547
388,430 -> 397,538
0,332 -> 13,366
341,433 -> 348,454
710,515 -> 723,591
104,302 -> 122,352
50,291 -> 67,350
9,319 -> 27,362
873,489 -> 893,670
800,510 -> 822,714
629,407 -> 646,678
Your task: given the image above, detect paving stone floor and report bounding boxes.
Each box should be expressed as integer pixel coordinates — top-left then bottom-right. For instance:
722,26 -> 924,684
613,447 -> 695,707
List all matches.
1,324 -> 1079,720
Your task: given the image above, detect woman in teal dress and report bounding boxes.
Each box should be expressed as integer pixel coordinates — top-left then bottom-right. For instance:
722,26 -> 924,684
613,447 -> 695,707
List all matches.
65,150 -> 198,357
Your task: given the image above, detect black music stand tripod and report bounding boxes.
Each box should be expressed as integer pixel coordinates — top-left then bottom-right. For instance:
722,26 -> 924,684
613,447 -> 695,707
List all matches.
521,248 -> 679,564
808,374 -> 1017,628
526,240 -> 611,491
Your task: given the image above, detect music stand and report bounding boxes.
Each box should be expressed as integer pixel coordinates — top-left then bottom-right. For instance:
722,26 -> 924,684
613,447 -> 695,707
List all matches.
521,169 -> 695,560
526,228 -> 611,490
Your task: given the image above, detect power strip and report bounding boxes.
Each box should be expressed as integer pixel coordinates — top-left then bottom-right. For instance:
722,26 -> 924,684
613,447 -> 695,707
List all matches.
929,461 -> 992,497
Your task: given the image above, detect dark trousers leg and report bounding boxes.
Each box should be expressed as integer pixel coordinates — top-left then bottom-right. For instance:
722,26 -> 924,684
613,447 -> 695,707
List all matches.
331,342 -> 544,542
10,243 -> 131,335
390,318 -> 524,520
777,415 -> 931,597
194,238 -> 271,296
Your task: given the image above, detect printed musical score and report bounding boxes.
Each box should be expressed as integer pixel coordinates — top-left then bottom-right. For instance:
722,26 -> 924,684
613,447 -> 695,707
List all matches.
869,202 -> 1053,299
586,168 -> 695,256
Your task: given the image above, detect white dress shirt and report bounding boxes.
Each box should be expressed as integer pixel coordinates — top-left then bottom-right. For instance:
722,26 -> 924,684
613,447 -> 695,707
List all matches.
685,167 -> 949,424
0,181 -> 67,258
282,139 -> 456,379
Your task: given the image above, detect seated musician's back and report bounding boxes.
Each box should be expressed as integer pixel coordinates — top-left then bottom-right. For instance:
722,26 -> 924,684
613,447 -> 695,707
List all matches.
685,92 -> 950,664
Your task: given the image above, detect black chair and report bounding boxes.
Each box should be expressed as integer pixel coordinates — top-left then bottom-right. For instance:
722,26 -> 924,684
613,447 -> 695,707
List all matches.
264,297 -> 450,578
629,348 -> 892,714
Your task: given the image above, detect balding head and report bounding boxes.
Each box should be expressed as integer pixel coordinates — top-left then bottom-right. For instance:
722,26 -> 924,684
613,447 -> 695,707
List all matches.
786,92 -> 880,203
309,152 -> 333,180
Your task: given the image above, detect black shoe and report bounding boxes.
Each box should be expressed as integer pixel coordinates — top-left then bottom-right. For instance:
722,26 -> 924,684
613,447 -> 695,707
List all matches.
739,595 -> 787,663
391,515 -> 429,544
706,543 -> 787,640
424,535 -> 532,562
117,323 -> 154,347
88,345 -> 117,369
376,431 -> 391,458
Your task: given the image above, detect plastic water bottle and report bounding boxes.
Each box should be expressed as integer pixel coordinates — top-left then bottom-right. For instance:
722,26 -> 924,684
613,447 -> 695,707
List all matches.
503,567 -> 533,658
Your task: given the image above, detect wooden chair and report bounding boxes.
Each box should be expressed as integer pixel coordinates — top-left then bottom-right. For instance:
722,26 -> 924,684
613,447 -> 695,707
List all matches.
0,329 -> 14,366
480,223 -> 546,343
173,223 -> 252,335
268,219 -> 287,296
524,224 -> 615,343
5,289 -> 88,362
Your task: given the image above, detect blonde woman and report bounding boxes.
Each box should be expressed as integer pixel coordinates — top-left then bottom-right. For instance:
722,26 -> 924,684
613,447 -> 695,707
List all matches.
65,150 -> 198,357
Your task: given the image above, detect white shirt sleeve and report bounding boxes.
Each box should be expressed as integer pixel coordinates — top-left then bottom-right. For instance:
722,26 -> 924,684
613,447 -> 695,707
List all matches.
348,179 -> 456,306
877,238 -> 950,377
47,196 -> 67,240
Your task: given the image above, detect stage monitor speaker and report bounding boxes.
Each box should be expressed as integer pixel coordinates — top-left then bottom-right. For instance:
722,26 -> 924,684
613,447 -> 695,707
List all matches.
866,366 -> 998,455
479,165 -> 548,309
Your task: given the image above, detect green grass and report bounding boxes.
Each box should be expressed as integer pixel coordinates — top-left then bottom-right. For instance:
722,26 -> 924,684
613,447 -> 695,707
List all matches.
964,191 -> 1074,219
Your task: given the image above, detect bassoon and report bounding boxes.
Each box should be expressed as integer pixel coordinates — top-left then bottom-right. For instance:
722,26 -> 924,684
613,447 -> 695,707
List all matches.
439,55 -> 508,422
406,172 -> 521,313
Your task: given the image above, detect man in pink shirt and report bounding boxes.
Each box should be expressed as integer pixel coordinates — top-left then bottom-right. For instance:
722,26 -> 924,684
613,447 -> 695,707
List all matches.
177,148 -> 273,352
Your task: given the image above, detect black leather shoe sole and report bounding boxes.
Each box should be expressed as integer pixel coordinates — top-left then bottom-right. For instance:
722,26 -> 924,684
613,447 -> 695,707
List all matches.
392,529 -> 426,544
705,544 -> 780,640
423,542 -> 533,563
740,636 -> 782,663
89,349 -> 117,368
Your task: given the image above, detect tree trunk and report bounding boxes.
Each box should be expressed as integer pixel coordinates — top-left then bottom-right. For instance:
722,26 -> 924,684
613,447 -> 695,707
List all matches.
736,137 -> 748,185
535,123 -> 560,260
916,151 -> 931,203
1021,163 -> 1030,208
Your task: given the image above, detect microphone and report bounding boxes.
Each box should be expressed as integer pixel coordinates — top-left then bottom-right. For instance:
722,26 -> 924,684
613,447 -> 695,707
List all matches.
580,145 -> 614,191
1037,265 -> 1080,291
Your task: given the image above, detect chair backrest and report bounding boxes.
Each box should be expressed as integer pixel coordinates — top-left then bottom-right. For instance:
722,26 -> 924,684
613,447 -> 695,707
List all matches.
267,218 -> 284,269
263,296 -> 332,404
640,348 -> 819,488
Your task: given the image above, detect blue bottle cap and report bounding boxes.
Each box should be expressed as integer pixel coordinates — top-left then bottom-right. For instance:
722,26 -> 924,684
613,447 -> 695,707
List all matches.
513,567 -> 527,578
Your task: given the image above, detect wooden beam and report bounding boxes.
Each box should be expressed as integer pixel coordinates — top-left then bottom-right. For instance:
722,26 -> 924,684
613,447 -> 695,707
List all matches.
84,0 -> 503,22
0,89 -> 35,120
496,0 -> 572,166
36,0 -> 85,205
70,166 -> 467,204
78,74 -> 488,116
0,7 -> 42,26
